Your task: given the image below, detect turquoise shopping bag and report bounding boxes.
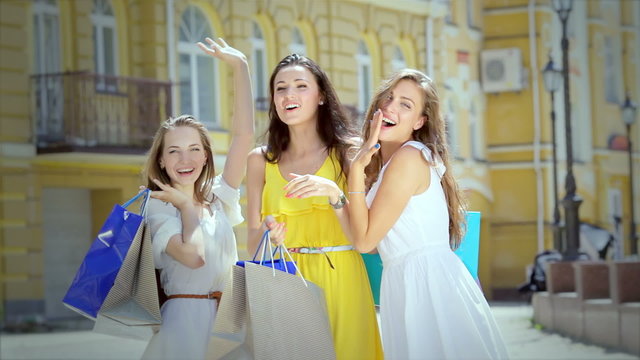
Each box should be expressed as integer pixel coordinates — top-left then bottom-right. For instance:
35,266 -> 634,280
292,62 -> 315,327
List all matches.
361,211 -> 481,305
454,211 -> 481,280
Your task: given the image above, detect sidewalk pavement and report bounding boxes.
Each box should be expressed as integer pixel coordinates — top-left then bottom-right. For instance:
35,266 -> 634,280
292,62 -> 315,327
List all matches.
0,303 -> 636,360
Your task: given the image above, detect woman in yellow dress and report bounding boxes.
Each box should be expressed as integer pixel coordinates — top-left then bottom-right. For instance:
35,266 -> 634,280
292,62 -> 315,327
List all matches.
246,54 -> 383,360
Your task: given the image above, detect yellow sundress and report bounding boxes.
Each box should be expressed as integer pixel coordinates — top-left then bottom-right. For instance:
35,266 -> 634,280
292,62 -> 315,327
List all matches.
262,151 -> 384,360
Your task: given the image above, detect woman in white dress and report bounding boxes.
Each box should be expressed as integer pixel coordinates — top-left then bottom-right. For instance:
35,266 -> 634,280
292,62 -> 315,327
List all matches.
140,38 -> 253,360
348,69 -> 509,360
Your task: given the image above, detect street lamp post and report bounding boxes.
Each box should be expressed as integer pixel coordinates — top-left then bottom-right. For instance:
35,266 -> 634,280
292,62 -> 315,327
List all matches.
553,0 -> 582,260
622,94 -> 638,255
542,56 -> 564,252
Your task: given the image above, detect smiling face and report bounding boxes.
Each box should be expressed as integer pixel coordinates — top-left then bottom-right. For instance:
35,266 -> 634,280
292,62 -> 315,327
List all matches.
377,79 -> 426,143
159,126 -> 207,189
272,65 -> 324,126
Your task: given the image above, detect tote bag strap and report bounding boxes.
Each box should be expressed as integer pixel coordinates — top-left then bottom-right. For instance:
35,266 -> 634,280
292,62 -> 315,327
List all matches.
260,230 -> 310,287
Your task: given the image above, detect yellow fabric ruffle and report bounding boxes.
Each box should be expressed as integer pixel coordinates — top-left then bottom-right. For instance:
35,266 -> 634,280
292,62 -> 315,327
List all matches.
262,153 -> 351,248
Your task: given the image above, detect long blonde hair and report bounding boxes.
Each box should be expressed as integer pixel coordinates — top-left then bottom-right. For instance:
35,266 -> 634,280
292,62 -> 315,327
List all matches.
361,69 -> 467,248
142,115 -> 216,204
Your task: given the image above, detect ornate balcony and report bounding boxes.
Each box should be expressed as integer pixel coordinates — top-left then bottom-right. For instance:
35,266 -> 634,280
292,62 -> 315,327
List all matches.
31,71 -> 172,154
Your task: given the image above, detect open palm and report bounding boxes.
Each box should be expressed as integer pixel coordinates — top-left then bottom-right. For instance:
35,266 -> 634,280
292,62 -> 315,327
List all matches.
353,109 -> 383,169
197,37 -> 247,68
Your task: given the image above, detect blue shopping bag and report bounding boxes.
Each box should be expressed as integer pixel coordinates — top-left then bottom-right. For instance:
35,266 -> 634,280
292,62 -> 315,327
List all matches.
63,190 -> 150,319
362,211 -> 482,305
236,230 -> 296,275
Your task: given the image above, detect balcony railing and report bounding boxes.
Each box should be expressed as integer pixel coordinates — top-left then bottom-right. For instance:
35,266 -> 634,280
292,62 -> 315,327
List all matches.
31,71 -> 172,153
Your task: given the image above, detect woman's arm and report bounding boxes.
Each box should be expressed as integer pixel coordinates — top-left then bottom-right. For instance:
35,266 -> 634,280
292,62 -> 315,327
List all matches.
283,173 -> 353,243
150,179 -> 206,269
198,38 -> 254,189
164,205 -> 206,269
246,148 -> 267,256
348,147 -> 429,253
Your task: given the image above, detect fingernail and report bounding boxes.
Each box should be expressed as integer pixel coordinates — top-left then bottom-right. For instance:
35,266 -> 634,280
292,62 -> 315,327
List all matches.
374,143 -> 380,149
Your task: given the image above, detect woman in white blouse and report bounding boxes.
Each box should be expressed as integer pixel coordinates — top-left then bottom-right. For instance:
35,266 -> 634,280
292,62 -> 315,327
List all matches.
140,38 -> 253,360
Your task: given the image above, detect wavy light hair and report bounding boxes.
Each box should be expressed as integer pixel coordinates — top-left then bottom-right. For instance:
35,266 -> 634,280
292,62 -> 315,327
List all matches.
263,53 -> 358,182
142,115 -> 216,204
361,69 -> 468,248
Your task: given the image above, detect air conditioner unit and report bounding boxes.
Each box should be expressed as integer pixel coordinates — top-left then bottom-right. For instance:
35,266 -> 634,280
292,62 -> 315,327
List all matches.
481,48 -> 523,93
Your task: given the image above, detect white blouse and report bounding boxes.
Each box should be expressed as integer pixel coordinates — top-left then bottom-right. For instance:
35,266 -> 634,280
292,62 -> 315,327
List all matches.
146,175 -> 243,295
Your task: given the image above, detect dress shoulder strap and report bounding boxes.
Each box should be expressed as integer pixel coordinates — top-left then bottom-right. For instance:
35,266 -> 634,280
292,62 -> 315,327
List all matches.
402,141 -> 447,179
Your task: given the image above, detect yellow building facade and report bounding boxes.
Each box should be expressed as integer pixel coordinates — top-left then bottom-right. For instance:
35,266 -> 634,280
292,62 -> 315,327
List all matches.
484,0 -> 639,295
1,0 -> 637,324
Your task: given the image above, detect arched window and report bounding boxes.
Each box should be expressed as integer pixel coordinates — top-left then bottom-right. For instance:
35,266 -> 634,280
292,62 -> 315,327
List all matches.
289,27 -> 306,56
178,6 -> 218,127
356,40 -> 373,115
391,46 -> 406,73
251,22 -> 268,110
92,0 -> 118,91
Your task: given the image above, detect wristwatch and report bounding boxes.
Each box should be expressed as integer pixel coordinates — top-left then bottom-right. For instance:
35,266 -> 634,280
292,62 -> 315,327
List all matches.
330,192 -> 347,209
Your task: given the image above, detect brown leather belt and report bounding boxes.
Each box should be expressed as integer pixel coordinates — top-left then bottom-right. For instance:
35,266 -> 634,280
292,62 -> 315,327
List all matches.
167,291 -> 222,303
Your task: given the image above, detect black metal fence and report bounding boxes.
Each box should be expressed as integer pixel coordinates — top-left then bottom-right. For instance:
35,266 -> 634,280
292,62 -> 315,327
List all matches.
31,71 -> 172,153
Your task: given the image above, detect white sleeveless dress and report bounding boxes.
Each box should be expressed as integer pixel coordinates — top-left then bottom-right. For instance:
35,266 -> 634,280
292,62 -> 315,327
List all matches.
366,141 -> 509,360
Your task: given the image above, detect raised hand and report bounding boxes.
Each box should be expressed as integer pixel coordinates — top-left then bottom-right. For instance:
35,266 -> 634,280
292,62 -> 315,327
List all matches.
283,173 -> 343,203
351,109 -> 383,171
149,179 -> 192,210
197,37 -> 247,69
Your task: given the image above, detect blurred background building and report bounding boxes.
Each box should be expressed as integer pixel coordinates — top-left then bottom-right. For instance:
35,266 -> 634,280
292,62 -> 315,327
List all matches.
0,0 -> 638,326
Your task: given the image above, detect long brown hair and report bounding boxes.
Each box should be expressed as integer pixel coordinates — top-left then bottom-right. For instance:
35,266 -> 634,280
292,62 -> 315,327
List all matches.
142,115 -> 216,204
361,69 -> 467,248
263,54 -> 357,181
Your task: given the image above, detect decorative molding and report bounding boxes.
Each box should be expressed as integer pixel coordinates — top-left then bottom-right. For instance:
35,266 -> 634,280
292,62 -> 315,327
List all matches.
459,178 -> 494,202
488,144 -> 552,153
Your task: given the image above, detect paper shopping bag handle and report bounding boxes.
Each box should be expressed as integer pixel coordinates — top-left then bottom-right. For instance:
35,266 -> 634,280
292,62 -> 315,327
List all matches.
261,230 -> 309,287
121,189 -> 151,210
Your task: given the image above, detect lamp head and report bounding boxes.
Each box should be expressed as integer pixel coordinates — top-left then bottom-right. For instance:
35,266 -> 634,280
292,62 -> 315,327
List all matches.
552,0 -> 573,20
542,56 -> 562,93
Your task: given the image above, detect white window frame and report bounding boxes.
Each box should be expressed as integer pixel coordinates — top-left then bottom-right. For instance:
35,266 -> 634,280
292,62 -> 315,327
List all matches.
356,40 -> 373,116
469,102 -> 484,159
177,6 -> 219,127
466,0 -> 479,28
33,0 -> 63,139
443,0 -> 454,24
92,0 -> 118,91
33,0 -> 61,75
603,36 -> 621,104
251,22 -> 269,110
391,46 -> 407,73
289,27 -> 306,56
446,99 -> 459,156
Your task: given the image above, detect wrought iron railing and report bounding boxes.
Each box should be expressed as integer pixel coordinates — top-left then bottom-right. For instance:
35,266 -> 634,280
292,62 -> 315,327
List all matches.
31,71 -> 172,153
